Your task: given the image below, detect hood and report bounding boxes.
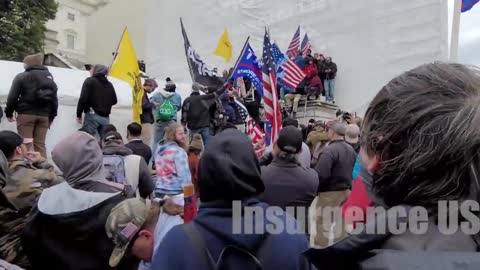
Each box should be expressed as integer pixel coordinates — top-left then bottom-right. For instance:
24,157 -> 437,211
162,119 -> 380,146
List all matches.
25,65 -> 47,72
102,143 -> 133,156
92,64 -> 108,76
194,199 -> 275,251
197,129 -> 264,202
160,89 -> 175,98
52,131 -> 105,186
0,151 -> 7,188
156,140 -> 180,155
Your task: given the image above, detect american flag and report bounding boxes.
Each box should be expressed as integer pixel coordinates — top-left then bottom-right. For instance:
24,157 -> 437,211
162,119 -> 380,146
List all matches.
246,117 -> 264,144
272,43 -> 305,89
234,99 -> 263,143
262,29 -> 282,144
301,33 -> 312,56
286,26 -> 301,59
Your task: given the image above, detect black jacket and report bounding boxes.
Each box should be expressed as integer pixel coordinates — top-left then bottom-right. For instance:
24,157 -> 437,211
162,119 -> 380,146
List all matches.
76,75 -> 117,118
182,88 -> 225,130
260,158 -> 318,209
314,139 -> 356,192
5,65 -> 58,121
125,140 -> 152,165
323,61 -> 337,79
140,92 -> 154,124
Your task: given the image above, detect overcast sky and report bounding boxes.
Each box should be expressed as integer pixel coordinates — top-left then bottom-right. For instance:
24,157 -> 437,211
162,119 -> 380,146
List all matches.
451,1 -> 480,64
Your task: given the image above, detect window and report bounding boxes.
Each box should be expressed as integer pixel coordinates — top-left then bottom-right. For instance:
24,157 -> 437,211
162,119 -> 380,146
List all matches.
68,13 -> 75,21
67,34 -> 75,49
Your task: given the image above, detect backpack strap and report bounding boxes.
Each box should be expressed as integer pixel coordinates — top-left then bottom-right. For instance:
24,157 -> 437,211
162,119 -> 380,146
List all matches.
97,179 -> 126,191
124,155 -> 141,198
182,222 -> 216,269
183,222 -> 270,270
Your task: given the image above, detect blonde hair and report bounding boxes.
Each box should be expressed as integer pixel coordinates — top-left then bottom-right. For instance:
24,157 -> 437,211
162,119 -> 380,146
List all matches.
164,123 -> 186,148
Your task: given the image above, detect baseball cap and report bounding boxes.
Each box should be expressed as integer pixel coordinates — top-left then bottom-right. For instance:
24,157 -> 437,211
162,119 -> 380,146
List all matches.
0,131 -> 23,158
345,124 -> 360,144
105,198 -> 149,267
327,121 -> 347,136
276,126 -> 303,154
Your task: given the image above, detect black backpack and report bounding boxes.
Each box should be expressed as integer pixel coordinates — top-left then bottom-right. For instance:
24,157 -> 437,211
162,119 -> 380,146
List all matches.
31,71 -> 57,103
183,222 -> 271,270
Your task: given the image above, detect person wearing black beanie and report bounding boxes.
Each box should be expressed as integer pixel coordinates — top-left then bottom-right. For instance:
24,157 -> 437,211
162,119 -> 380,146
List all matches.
151,129 -> 311,270
197,129 -> 264,202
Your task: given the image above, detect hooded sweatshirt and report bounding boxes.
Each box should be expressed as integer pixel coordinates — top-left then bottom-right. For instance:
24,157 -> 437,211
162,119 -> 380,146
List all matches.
151,130 -> 310,270
151,89 -> 182,122
52,132 -> 121,193
154,140 -> 191,194
76,65 -> 117,118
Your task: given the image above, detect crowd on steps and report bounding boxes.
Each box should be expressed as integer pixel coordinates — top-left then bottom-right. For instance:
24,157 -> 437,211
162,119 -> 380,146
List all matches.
1,55 -> 480,269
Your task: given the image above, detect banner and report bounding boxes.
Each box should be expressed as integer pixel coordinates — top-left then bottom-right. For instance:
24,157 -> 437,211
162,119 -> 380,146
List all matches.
230,37 -> 263,96
213,29 -> 233,62
180,18 -> 224,91
109,28 -> 143,123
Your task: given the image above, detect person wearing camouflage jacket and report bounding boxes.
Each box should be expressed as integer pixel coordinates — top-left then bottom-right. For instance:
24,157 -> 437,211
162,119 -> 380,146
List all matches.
0,131 -> 63,211
5,158 -> 63,210
0,152 -> 30,268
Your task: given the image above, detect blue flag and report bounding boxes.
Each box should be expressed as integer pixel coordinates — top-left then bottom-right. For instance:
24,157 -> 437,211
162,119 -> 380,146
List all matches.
230,38 -> 263,96
462,0 -> 480,12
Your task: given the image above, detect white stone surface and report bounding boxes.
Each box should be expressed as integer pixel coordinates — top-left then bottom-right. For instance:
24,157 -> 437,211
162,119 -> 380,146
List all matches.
146,0 -> 448,114
0,60 -> 192,155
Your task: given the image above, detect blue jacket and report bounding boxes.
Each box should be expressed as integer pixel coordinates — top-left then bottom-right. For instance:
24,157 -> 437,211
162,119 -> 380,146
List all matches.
151,89 -> 182,122
151,198 -> 311,270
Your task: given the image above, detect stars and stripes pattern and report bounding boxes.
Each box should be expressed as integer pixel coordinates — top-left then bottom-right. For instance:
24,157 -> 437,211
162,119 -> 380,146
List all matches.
262,29 -> 282,144
234,99 -> 263,143
301,33 -> 312,56
272,43 -> 306,89
286,26 -> 301,59
246,117 -> 264,144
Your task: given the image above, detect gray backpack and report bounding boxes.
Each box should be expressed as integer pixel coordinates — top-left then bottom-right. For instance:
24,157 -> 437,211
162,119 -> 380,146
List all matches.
102,154 -> 141,197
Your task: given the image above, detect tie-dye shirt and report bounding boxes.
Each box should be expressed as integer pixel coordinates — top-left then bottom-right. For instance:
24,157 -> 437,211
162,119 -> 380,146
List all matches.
155,140 -> 191,194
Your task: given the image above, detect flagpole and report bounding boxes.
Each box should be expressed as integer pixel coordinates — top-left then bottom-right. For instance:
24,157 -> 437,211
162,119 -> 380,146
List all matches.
450,0 -> 461,61
229,36 -> 250,79
110,27 -> 127,69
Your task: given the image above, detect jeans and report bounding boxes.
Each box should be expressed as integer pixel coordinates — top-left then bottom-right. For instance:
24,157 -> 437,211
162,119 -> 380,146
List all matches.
16,114 -> 49,158
325,79 -> 335,102
152,120 -> 174,160
83,113 -> 110,139
190,127 -> 210,146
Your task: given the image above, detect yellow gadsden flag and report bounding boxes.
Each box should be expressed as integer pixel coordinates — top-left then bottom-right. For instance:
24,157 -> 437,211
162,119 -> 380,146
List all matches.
213,29 -> 232,62
109,28 -> 144,123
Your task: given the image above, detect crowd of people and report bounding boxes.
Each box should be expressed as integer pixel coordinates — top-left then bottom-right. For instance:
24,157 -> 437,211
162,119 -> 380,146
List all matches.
1,52 -> 480,269
284,50 -> 338,118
